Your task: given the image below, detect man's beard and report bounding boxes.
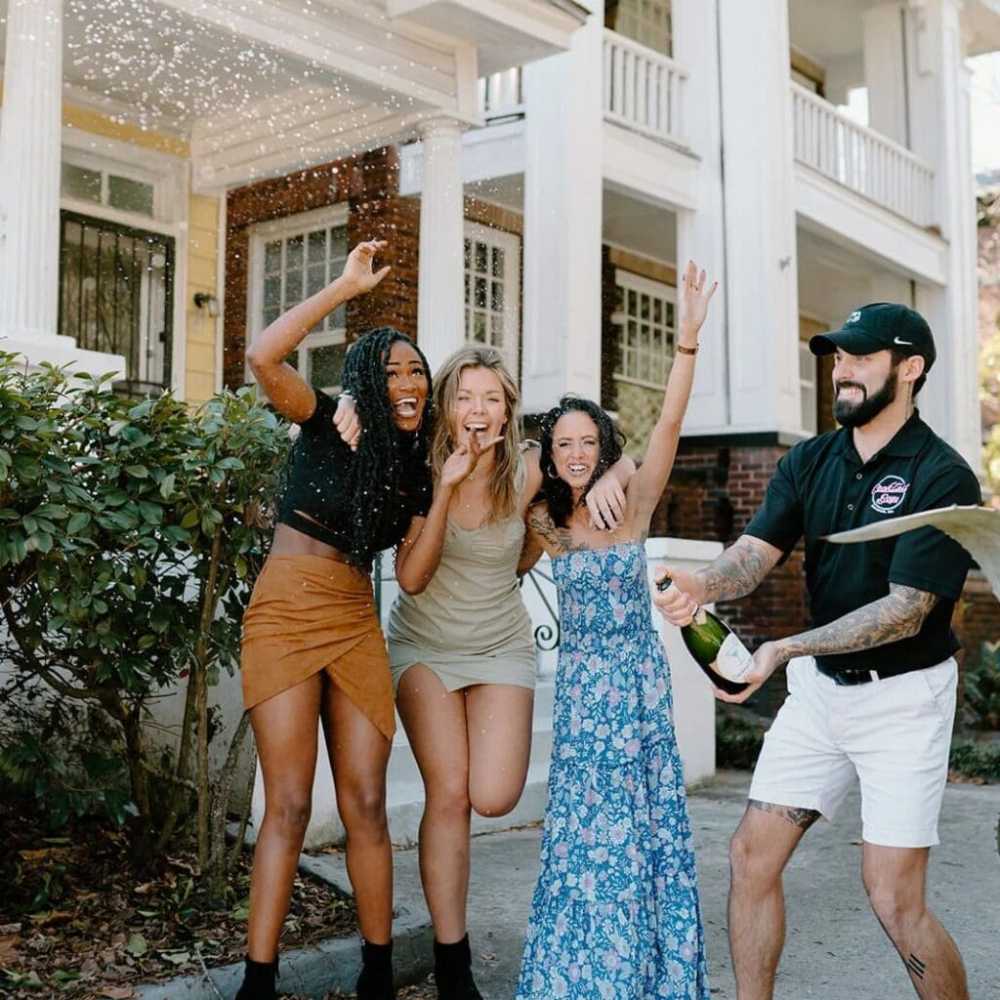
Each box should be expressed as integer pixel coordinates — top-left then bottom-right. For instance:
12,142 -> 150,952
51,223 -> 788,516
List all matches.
833,367 -> 898,428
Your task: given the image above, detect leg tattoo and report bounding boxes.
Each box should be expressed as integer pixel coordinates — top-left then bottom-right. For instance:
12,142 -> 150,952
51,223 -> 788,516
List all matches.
749,800 -> 821,830
905,954 -> 927,981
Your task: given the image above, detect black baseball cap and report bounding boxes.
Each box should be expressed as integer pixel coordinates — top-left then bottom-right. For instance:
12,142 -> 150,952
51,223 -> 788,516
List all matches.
809,303 -> 936,373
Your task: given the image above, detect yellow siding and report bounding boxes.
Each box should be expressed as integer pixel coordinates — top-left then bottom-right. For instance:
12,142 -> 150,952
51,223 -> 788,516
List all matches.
63,105 -> 190,157
186,194 -> 221,405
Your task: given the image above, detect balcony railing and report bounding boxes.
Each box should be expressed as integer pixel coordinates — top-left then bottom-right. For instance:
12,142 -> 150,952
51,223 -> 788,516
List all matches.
603,29 -> 687,147
478,67 -> 524,120
475,32 -> 689,150
791,82 -> 935,228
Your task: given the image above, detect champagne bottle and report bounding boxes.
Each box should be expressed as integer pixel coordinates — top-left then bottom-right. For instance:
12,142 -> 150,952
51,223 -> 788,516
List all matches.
655,577 -> 752,695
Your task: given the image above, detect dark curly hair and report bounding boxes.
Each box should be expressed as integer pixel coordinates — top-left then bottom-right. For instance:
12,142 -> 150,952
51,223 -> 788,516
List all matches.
538,396 -> 626,528
329,327 -> 433,567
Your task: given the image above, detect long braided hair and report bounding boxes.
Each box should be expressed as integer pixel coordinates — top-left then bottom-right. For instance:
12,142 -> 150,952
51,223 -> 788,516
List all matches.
538,396 -> 626,528
338,327 -> 433,566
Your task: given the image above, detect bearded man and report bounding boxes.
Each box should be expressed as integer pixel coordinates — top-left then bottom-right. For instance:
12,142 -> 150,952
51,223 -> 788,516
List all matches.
654,303 -> 981,1000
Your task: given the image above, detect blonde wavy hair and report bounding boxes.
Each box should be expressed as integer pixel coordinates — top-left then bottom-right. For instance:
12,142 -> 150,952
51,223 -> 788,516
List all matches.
431,346 -> 523,522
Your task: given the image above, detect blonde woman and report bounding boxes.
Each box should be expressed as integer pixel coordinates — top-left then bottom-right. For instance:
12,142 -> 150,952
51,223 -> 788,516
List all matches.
336,346 -> 633,999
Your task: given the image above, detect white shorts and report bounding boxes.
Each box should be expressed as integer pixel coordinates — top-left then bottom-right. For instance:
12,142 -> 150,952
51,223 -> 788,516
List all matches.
748,656 -> 957,848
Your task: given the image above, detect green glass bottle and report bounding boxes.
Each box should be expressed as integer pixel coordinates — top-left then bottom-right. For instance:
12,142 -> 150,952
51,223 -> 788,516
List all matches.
656,577 -> 752,695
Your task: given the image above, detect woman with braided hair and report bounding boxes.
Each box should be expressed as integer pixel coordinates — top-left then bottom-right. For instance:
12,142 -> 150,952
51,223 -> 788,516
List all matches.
237,240 -> 485,1000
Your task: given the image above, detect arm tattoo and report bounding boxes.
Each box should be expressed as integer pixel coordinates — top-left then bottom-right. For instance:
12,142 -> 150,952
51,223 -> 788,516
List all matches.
697,536 -> 774,604
527,508 -> 582,555
782,584 -> 938,660
749,800 -> 820,830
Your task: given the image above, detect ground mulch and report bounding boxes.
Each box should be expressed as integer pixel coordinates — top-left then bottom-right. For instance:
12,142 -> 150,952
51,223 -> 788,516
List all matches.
0,803 -> 357,999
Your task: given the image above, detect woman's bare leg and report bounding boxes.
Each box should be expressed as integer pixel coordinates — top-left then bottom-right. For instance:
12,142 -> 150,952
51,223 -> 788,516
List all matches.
247,674 -> 324,961
322,681 -> 394,944
465,683 -> 533,818
397,665 -> 472,944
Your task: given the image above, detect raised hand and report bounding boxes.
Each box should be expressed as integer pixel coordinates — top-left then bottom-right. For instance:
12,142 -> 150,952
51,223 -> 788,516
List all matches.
440,433 -> 504,491
678,260 -> 718,344
340,239 -> 391,297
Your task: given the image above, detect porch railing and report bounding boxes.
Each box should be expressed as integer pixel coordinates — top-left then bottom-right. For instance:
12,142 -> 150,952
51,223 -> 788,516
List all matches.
603,29 -> 687,147
790,82 -> 935,228
478,67 -> 524,120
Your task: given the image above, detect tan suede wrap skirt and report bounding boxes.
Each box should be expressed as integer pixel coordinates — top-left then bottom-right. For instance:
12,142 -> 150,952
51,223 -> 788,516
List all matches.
240,554 -> 395,742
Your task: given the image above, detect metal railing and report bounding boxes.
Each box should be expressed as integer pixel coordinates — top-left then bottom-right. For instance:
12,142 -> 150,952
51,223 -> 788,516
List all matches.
58,211 -> 175,395
602,28 -> 688,147
790,82 -> 935,228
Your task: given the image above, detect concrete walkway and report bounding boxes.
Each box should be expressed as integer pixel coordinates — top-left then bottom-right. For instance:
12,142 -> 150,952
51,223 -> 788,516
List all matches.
307,771 -> 1000,1000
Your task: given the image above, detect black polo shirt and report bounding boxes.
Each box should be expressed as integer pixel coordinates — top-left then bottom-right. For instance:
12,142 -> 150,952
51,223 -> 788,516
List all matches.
745,412 -> 982,673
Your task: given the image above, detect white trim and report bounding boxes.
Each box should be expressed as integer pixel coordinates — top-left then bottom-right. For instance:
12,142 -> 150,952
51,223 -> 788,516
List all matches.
215,194 -> 227,395
246,204 -> 351,390
463,220 -> 521,375
611,268 -> 677,388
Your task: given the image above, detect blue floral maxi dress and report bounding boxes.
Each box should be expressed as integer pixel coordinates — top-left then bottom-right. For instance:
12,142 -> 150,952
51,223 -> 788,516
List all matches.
515,543 -> 710,1000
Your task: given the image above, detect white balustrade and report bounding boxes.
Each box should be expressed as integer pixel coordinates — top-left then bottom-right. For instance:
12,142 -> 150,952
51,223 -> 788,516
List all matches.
477,67 -> 524,119
602,29 -> 688,147
791,81 -> 935,228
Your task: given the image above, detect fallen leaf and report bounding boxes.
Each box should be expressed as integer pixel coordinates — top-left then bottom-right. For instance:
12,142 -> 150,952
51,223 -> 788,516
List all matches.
126,933 -> 148,957
99,988 -> 136,999
0,934 -> 20,962
28,910 -> 73,926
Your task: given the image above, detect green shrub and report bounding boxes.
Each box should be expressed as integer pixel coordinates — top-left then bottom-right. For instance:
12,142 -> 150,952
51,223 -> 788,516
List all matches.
949,741 -> 1000,783
0,353 -> 288,895
963,642 -> 1000,731
716,710 -> 765,770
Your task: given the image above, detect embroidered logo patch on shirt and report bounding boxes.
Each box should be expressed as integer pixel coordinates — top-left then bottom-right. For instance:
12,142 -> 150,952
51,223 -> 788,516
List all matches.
871,474 -> 910,514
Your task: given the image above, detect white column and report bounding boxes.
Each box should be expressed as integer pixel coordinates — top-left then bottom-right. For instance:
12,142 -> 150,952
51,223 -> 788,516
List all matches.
0,0 -> 124,375
718,0 -> 800,435
863,3 -> 909,145
520,3 -> 603,414
673,0 -> 728,432
906,0 -> 980,473
416,117 -> 465,371
0,0 -> 63,345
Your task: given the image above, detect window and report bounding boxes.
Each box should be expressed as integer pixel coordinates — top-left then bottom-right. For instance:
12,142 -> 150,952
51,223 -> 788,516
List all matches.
612,270 -> 676,389
61,161 -> 156,218
250,207 -> 350,391
606,0 -> 672,56
464,222 -> 521,376
59,211 -> 175,395
799,341 -> 818,435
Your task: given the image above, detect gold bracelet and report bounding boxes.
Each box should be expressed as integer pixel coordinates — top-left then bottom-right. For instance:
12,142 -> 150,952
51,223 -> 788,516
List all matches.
676,343 -> 698,356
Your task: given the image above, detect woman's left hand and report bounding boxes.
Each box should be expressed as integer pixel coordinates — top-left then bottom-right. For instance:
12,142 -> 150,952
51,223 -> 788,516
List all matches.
678,259 -> 718,341
340,239 -> 391,298
332,395 -> 362,451
586,471 -> 627,531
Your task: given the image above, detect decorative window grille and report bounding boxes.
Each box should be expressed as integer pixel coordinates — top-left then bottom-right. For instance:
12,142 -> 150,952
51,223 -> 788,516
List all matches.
58,210 -> 174,395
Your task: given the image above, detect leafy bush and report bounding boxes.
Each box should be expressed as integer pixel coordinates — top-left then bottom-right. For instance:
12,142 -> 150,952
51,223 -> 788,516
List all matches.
0,353 -> 288,896
716,709 -> 766,770
962,642 -> 1000,731
949,741 -> 1000,783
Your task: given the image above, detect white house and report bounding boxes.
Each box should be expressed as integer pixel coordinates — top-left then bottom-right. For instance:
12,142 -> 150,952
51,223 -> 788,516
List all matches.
2,0 -> 996,845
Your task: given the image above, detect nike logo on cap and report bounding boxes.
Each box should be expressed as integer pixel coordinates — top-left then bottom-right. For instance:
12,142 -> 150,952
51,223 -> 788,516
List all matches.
894,336 -> 913,345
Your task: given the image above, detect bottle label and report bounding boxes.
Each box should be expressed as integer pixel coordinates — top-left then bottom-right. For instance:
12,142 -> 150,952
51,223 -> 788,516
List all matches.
714,632 -> 755,683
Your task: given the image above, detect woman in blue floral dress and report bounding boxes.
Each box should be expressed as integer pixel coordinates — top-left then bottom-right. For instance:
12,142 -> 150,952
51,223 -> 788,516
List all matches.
515,261 -> 717,999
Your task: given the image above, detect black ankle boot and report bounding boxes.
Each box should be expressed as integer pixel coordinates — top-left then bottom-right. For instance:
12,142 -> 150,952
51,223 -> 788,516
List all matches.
356,939 -> 394,1000
234,956 -> 278,1000
433,935 -> 482,1000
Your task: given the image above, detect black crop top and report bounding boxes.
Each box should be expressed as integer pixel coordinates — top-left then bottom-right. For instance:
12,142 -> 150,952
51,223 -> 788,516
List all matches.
276,390 -> 432,565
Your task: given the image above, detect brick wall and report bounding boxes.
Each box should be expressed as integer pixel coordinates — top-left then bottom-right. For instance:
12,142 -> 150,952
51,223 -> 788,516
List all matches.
223,147 -> 420,389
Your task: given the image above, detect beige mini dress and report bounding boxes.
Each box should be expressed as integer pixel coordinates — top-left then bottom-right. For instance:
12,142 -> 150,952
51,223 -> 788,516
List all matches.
387,512 -> 537,692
